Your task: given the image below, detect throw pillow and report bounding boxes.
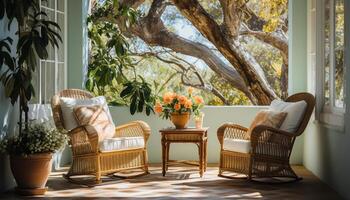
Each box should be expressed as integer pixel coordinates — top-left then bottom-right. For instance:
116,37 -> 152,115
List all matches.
247,110 -> 287,139
60,96 -> 115,130
73,105 -> 115,142
269,99 -> 307,133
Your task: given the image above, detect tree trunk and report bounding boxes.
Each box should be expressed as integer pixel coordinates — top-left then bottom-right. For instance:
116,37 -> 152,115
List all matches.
172,0 -> 277,105
92,0 -> 287,105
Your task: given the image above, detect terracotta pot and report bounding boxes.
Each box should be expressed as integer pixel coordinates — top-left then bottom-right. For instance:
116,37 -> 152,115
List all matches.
170,112 -> 190,129
10,153 -> 52,195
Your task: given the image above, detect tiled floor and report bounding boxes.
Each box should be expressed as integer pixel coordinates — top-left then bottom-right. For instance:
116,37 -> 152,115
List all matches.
1,165 -> 343,199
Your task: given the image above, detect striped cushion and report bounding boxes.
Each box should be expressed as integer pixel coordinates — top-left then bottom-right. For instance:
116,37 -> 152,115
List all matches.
73,105 -> 115,142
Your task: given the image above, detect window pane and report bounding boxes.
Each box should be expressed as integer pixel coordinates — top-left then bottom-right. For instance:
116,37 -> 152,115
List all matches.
41,0 -> 55,8
324,0 -> 331,105
42,8 -> 56,61
45,62 -> 55,104
40,62 -> 56,104
40,61 -> 46,104
57,63 -> 65,90
57,13 -> 65,62
334,0 -> 344,108
57,0 -> 65,12
30,64 -> 40,104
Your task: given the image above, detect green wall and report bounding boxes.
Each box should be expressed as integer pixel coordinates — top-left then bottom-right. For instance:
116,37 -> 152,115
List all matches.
287,0 -> 308,165
303,0 -> 350,199
67,0 -> 87,89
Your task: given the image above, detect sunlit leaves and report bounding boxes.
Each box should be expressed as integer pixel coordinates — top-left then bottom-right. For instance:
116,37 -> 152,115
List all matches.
248,0 -> 288,32
120,78 -> 154,115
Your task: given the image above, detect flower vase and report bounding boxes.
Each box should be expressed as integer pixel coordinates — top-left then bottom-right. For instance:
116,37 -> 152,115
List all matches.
170,112 -> 190,129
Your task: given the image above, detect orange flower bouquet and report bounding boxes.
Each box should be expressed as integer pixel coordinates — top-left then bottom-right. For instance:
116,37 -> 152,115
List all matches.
154,87 -> 204,128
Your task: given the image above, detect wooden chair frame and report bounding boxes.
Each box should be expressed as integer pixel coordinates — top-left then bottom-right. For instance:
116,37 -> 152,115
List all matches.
217,93 -> 315,182
51,89 -> 151,184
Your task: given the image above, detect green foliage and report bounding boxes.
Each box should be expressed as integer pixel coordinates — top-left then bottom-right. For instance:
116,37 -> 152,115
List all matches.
120,77 -> 155,116
0,0 -> 39,29
88,0 -> 157,115
241,36 -> 284,97
0,0 -> 62,134
0,38 -> 15,70
209,75 -> 252,105
248,0 -> 288,32
0,123 -> 68,156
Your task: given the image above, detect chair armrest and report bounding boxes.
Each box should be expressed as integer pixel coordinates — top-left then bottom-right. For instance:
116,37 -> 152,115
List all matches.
68,125 -> 99,155
250,125 -> 296,160
217,123 -> 249,146
115,121 -> 151,143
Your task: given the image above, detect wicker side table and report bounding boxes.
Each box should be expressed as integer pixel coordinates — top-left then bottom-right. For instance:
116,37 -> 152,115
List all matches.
159,127 -> 209,177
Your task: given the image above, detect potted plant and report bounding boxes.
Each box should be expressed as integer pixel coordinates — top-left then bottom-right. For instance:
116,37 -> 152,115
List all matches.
154,87 -> 204,129
0,123 -> 68,195
0,0 -> 62,195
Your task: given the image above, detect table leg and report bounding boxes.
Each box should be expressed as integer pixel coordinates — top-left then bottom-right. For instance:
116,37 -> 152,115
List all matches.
166,143 -> 170,171
199,141 -> 204,177
161,136 -> 166,176
204,139 -> 207,172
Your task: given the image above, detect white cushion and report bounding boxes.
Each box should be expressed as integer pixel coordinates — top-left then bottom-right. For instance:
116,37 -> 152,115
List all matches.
223,138 -> 251,153
269,99 -> 307,133
60,96 -> 115,130
99,137 -> 145,152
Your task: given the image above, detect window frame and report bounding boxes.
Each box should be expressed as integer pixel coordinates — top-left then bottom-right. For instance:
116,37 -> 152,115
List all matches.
35,0 -> 67,104
314,0 -> 347,129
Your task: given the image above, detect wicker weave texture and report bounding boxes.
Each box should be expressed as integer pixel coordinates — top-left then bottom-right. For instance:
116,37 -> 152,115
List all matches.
51,89 -> 151,182
217,92 -> 315,182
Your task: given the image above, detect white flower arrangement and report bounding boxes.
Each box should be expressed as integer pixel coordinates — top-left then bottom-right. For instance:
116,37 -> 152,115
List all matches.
0,122 -> 68,156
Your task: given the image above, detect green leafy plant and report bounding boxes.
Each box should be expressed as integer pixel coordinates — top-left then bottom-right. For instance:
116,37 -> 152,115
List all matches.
0,1 -> 62,135
0,37 -> 15,69
0,123 -> 68,156
87,1 -> 157,114
120,77 -> 155,116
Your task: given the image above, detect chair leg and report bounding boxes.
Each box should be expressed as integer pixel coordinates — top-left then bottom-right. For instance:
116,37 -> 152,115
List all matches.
143,149 -> 150,174
95,155 -> 102,183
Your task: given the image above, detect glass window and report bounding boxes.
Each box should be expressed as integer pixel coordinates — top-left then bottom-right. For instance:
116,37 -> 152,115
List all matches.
323,0 -> 345,111
334,0 -> 344,108
315,0 -> 346,128
31,0 -> 66,104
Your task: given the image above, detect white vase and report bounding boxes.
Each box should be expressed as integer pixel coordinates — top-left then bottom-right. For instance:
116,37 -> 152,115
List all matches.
194,113 -> 204,129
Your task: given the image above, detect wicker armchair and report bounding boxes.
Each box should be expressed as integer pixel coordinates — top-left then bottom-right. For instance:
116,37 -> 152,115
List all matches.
51,89 -> 151,183
217,93 -> 315,182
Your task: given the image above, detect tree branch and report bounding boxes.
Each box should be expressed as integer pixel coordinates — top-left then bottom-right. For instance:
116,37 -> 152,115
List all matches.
219,0 -> 244,39
240,26 -> 288,57
172,0 -> 277,104
147,0 -> 168,19
132,51 -> 230,105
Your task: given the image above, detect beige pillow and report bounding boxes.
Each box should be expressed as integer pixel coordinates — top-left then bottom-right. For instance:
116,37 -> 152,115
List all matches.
73,105 -> 115,142
60,96 -> 115,130
247,110 -> 287,139
269,99 -> 307,133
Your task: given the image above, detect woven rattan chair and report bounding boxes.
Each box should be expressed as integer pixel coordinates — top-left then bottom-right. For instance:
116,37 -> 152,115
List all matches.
217,92 -> 315,182
51,89 -> 151,183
